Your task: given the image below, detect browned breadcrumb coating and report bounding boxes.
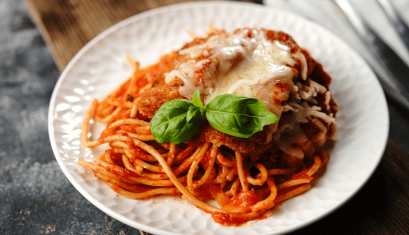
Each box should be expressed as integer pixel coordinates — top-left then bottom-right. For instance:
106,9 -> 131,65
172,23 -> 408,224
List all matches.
139,79 -> 185,118
139,38 -> 211,118
192,120 -> 271,159
152,38 -> 209,88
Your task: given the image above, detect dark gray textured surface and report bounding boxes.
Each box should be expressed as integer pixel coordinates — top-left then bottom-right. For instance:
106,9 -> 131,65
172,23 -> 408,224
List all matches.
0,0 -> 140,234
1,0 -> 409,234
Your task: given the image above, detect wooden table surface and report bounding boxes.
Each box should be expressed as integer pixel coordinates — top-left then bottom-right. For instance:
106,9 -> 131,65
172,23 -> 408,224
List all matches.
22,0 -> 409,234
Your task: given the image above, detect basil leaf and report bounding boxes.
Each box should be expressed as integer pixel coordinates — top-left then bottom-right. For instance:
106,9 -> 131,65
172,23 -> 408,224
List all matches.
187,106 -> 205,123
192,90 -> 204,108
150,99 -> 202,144
205,94 -> 278,138
151,90 -> 279,144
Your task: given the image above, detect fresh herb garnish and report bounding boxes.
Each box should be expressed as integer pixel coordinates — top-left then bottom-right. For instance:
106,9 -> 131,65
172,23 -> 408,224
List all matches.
205,94 -> 279,138
150,99 -> 203,144
150,90 -> 278,144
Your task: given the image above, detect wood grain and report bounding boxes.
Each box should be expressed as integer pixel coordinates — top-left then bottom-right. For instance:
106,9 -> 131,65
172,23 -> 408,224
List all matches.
139,231 -> 152,235
23,0 -> 223,71
22,0 -> 409,234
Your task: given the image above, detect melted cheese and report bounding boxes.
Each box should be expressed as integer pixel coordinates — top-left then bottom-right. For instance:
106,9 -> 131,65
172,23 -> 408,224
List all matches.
277,100 -> 336,159
293,52 -> 308,80
165,28 -> 334,159
166,29 -> 295,116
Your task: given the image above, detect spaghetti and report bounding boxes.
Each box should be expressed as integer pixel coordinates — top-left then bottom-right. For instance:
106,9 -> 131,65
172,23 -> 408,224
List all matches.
78,26 -> 337,226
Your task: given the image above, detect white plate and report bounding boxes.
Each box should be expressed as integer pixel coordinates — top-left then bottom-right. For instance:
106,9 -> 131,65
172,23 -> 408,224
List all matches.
48,2 -> 389,234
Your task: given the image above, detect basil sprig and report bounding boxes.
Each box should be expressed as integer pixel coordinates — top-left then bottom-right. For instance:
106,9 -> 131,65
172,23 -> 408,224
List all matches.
150,90 -> 278,144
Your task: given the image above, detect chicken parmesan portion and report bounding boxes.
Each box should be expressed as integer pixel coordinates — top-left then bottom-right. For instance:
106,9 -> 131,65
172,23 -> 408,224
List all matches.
139,28 -> 337,166
80,26 -> 339,227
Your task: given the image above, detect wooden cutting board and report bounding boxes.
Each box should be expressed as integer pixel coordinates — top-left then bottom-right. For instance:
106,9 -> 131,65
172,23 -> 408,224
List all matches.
23,0 -> 409,234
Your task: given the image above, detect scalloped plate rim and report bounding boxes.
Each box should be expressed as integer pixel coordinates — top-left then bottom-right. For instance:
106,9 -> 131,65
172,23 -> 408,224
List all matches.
48,1 -> 389,235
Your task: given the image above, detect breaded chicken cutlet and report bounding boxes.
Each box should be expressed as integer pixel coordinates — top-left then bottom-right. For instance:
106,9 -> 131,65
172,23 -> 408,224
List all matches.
138,28 -> 337,167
